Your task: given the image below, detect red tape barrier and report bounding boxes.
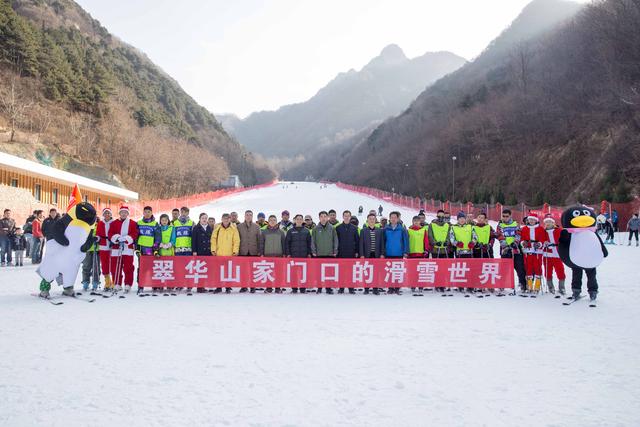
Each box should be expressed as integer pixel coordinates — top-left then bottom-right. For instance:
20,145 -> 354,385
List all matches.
139,256 -> 515,289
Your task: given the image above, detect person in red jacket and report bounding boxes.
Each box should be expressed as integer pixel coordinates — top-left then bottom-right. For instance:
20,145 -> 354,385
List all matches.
520,213 -> 547,293
542,215 -> 566,295
96,208 -> 115,290
107,206 -> 138,293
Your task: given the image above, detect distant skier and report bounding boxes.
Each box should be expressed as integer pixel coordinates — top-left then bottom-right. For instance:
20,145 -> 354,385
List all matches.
378,205 -> 383,217
627,213 -> 640,246
358,205 -> 364,216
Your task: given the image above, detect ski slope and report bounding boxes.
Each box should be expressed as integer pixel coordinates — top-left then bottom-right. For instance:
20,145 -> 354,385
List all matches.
0,182 -> 638,427
191,181 -> 426,223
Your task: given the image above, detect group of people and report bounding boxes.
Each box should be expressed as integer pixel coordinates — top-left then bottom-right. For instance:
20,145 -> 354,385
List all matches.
62,203 -> 580,297
0,208 -> 60,267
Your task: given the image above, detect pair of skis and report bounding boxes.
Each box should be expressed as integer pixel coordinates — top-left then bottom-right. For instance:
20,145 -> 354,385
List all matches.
32,292 -> 96,305
562,295 -> 597,308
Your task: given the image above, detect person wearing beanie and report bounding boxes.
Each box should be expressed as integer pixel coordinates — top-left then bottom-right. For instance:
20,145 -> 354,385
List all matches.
257,212 -> 268,230
96,208 -> 115,290
279,210 -> 293,233
108,205 -> 139,293
542,216 -> 566,295
520,213 -> 547,294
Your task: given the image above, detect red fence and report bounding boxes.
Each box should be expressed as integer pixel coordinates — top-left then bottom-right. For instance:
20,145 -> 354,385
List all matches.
334,182 -> 639,225
139,256 -> 514,289
95,181 -> 277,218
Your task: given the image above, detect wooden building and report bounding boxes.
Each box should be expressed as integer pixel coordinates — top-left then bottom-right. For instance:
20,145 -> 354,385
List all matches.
0,151 -> 138,214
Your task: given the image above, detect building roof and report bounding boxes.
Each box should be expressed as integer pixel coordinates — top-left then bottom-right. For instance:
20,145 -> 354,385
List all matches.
0,151 -> 139,200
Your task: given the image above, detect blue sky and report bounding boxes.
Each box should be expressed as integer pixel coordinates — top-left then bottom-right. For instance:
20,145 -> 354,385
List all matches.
76,0 -> 590,117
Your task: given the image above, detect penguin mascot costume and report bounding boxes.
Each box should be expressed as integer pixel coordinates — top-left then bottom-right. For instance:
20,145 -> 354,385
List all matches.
37,202 -> 97,298
558,206 -> 608,303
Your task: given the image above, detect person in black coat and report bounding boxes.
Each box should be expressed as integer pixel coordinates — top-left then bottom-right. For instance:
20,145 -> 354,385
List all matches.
41,209 -> 60,240
192,213 -> 213,256
359,213 -> 386,294
335,210 -> 359,294
285,214 -> 312,293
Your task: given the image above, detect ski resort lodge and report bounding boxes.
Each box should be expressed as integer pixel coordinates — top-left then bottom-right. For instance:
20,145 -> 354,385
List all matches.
0,151 -> 138,222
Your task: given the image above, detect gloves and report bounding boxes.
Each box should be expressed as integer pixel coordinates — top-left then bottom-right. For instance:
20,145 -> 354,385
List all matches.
468,242 -> 475,249
124,236 -> 134,245
533,242 -> 542,249
110,234 -> 121,244
153,250 -> 159,258
456,242 -> 464,248
521,241 -> 530,249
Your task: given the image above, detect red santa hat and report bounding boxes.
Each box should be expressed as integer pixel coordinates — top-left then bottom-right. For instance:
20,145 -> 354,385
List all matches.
543,214 -> 555,224
102,207 -> 112,215
527,213 -> 539,222
118,205 -> 130,215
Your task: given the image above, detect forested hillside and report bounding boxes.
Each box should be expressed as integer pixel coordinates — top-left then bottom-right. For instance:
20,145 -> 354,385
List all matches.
295,0 -> 639,205
0,0 -> 273,197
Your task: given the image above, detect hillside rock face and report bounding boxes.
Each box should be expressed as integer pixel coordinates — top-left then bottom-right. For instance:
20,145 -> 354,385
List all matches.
299,0 -> 639,205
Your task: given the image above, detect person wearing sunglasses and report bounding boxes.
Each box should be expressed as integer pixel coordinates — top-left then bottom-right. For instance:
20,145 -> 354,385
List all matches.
496,209 -> 527,293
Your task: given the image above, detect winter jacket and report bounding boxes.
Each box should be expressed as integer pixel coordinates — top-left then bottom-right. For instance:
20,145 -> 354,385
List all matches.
311,222 -> 338,257
211,223 -> 240,256
42,215 -> 60,240
304,222 -> 316,231
11,234 -> 27,251
108,218 -> 139,256
237,221 -> 261,256
335,222 -> 359,258
279,220 -> 293,233
497,220 -> 522,254
0,217 -> 16,237
285,226 -> 312,257
628,217 -> 640,231
359,225 -> 385,258
384,224 -> 409,257
32,219 -> 43,239
260,226 -> 286,256
137,216 -> 160,250
191,223 -> 213,256
520,223 -> 547,255
96,219 -> 115,251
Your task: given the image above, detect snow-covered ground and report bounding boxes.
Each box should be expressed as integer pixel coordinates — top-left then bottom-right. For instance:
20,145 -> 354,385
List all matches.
1,182 -> 638,427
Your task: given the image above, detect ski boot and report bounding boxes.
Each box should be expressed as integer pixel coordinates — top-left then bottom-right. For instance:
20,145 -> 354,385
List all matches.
558,280 -> 566,295
39,279 -> 51,298
348,288 -> 356,294
364,288 -> 370,295
115,285 -> 123,292
82,282 -> 89,292
300,288 -> 306,294
275,288 -> 282,294
92,282 -> 100,292
326,288 -> 334,294
526,276 -> 533,292
547,278 -> 555,294
103,275 -> 113,290
373,288 -> 380,295
589,291 -> 598,302
571,289 -> 581,300
250,288 -> 256,293
291,288 -> 298,293
337,288 -> 344,294
62,286 -> 75,297
265,288 -> 273,293
124,285 -> 131,293
239,287 -> 248,293
533,276 -> 542,292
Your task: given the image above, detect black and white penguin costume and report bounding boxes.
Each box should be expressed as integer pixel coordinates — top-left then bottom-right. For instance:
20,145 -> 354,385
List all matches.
558,206 -> 608,300
37,202 -> 97,292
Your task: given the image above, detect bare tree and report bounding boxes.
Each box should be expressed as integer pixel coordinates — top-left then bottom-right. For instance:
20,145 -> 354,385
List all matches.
0,78 -> 32,141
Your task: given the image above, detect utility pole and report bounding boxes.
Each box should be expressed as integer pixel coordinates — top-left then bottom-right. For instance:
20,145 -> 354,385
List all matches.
452,156 -> 457,202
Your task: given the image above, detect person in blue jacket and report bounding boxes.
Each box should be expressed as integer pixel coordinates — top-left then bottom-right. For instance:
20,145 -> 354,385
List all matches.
384,211 -> 409,294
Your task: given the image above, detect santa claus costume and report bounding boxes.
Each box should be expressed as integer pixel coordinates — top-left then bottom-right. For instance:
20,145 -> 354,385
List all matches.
96,208 -> 115,290
107,206 -> 139,292
542,215 -> 566,295
520,213 -> 547,292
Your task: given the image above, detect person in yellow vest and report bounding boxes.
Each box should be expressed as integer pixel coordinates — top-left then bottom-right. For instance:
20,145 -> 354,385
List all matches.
155,214 -> 175,294
450,212 -> 475,294
136,206 -> 160,294
173,207 -> 194,256
408,215 -> 429,295
428,210 -> 451,293
472,212 -> 495,259
211,213 -> 240,293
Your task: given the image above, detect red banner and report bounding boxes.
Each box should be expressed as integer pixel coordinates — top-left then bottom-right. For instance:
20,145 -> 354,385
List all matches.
139,257 -> 514,289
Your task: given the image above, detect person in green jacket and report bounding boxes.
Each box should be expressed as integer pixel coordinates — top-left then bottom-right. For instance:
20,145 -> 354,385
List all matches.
311,211 -> 338,294
259,215 -> 286,293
